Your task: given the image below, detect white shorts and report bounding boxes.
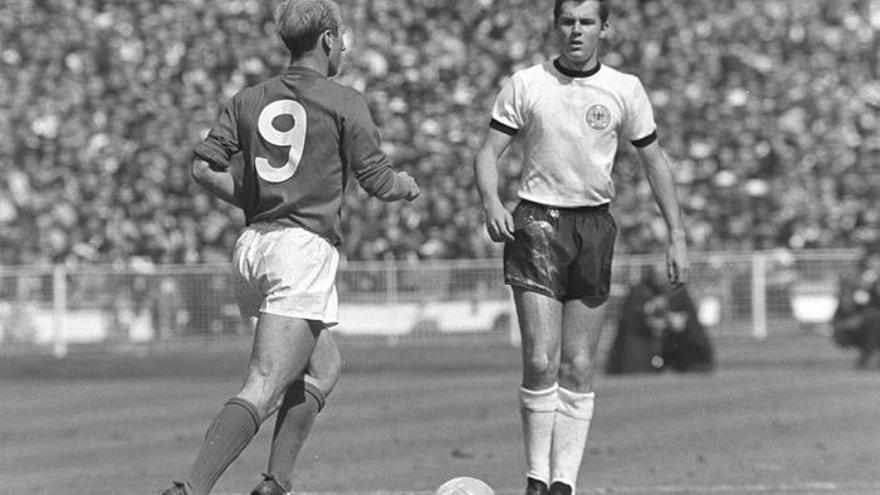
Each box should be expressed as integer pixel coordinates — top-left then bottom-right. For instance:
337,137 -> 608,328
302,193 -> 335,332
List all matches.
232,223 -> 339,325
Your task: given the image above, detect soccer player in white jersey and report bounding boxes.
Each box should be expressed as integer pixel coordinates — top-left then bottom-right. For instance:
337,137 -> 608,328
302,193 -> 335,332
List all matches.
161,1 -> 419,494
473,1 -> 689,494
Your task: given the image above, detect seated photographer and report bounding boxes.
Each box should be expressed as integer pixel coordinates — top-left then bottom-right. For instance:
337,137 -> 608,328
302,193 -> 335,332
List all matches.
607,267 -> 714,375
831,264 -> 880,370
660,285 -> 714,373
606,268 -> 667,375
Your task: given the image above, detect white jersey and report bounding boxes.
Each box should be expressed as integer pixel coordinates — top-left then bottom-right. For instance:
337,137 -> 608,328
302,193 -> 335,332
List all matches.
490,60 -> 658,208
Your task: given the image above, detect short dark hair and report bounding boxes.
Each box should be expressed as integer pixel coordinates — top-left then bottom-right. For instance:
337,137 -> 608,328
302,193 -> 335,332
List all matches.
553,0 -> 610,25
275,0 -> 342,59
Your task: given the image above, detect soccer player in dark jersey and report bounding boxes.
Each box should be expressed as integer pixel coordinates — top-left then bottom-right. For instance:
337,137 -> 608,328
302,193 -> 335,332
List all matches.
473,1 -> 688,494
161,1 -> 419,494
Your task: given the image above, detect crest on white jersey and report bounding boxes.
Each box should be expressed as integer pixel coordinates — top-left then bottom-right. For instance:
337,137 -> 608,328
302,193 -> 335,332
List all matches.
586,104 -> 611,130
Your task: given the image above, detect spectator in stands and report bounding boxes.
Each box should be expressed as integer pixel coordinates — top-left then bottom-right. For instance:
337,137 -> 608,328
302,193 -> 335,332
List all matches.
1,0 -> 878,265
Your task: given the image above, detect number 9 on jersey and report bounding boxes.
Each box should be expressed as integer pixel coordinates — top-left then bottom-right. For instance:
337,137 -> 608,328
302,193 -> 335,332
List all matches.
256,99 -> 307,183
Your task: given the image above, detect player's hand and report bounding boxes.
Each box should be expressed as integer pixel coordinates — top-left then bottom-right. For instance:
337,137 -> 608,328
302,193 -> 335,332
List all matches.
666,236 -> 689,287
483,201 -> 515,242
397,171 -> 420,201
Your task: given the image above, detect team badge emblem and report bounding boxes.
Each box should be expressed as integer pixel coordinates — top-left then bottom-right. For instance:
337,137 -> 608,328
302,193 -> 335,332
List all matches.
585,104 -> 611,130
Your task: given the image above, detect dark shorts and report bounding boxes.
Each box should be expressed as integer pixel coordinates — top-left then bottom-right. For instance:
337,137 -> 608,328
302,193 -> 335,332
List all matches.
504,200 -> 617,303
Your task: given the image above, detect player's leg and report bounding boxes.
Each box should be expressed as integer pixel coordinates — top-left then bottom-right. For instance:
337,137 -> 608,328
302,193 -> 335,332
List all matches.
514,287 -> 563,494
242,225 -> 340,494
504,201 -> 571,495
517,288 -> 564,390
256,329 -> 342,494
549,206 -> 616,495
161,235 -> 257,495
548,300 -> 607,495
180,314 -> 320,495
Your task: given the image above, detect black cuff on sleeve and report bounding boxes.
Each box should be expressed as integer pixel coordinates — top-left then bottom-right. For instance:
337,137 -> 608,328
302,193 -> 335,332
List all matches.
631,130 -> 658,148
489,119 -> 519,136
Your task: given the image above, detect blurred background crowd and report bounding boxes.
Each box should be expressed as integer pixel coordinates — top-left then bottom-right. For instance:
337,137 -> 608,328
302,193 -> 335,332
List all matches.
1,0 -> 878,267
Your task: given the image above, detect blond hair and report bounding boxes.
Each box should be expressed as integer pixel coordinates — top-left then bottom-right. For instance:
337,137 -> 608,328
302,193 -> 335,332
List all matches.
275,0 -> 342,58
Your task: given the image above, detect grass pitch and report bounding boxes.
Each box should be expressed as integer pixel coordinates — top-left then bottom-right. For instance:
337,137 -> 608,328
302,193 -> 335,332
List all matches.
1,331 -> 878,495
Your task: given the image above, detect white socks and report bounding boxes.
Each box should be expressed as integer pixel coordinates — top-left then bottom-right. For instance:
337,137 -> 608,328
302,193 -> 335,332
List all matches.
550,387 -> 595,490
519,384 -> 559,484
520,384 -> 596,490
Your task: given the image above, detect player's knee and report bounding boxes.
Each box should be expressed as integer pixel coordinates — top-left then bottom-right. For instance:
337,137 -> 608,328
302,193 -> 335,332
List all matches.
304,367 -> 338,399
559,353 -> 595,387
241,363 -> 290,409
323,339 -> 343,379
523,351 -> 559,380
246,360 -> 286,389
307,341 -> 342,396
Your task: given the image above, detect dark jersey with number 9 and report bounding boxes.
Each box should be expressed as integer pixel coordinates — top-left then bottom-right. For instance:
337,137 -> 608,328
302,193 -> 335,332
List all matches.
193,66 -> 398,245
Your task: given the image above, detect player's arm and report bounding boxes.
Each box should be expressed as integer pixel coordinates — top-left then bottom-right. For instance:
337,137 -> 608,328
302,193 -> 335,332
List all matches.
192,97 -> 243,207
473,127 -> 515,242
343,92 -> 420,202
353,152 -> 420,202
191,159 -> 241,208
635,141 -> 689,286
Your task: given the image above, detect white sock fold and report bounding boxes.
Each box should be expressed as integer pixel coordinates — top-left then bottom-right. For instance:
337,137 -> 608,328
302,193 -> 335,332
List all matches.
550,387 -> 595,491
519,384 -> 559,485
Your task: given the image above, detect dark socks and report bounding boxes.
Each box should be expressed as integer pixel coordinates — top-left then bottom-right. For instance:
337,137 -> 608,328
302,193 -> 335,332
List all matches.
267,381 -> 325,489
186,397 -> 261,495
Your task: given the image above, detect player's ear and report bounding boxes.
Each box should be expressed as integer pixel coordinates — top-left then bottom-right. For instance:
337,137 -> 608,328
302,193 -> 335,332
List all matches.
599,20 -> 610,38
320,30 -> 333,54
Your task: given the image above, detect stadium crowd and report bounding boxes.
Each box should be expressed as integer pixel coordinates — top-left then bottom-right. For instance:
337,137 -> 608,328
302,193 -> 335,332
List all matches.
1,0 -> 878,266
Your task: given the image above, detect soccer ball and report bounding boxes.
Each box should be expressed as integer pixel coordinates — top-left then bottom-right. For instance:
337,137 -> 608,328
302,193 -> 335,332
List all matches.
435,477 -> 495,495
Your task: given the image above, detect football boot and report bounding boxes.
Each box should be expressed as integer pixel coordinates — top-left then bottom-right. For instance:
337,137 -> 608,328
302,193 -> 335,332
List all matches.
251,473 -> 293,495
549,481 -> 573,495
160,481 -> 191,495
525,477 -> 549,495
